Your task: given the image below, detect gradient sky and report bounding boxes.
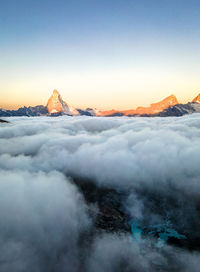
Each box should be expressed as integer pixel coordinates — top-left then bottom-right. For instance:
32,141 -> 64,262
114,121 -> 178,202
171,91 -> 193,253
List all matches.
0,0 -> 200,110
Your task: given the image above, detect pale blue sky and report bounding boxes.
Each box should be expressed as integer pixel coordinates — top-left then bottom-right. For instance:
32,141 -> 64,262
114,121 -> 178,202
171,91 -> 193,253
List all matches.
0,0 -> 200,109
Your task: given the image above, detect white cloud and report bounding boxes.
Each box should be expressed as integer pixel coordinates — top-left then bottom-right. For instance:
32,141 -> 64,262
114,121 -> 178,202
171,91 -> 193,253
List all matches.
0,170 -> 90,272
1,114 -> 200,271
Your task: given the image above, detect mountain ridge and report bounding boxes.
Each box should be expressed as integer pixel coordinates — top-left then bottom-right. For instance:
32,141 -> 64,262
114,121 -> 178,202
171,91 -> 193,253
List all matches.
1,90 -> 200,118
97,94 -> 179,116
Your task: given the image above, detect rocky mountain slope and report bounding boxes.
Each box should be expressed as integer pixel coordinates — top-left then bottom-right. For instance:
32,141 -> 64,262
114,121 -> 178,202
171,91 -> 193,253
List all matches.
158,102 -> 200,117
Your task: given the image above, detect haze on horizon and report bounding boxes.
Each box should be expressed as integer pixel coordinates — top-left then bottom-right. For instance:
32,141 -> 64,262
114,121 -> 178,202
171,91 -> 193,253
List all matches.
0,0 -> 200,110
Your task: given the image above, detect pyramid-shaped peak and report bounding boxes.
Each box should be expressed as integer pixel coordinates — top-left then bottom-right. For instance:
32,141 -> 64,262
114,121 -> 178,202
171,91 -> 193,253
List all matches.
47,89 -> 69,114
46,89 -> 79,116
53,89 -> 60,96
192,93 -> 200,103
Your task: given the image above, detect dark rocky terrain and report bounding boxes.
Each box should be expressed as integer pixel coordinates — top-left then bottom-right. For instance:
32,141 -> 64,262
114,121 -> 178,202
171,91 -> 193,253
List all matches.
158,102 -> 200,117
0,119 -> 9,123
72,176 -> 200,252
0,105 -> 48,117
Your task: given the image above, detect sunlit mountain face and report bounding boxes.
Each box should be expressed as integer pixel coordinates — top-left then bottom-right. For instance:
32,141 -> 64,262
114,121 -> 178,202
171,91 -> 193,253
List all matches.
97,94 -> 179,116
193,93 -> 200,103
0,115 -> 200,271
47,89 -> 79,115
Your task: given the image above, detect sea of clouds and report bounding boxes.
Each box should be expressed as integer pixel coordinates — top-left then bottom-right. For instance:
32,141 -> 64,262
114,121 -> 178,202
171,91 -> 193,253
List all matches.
0,115 -> 200,271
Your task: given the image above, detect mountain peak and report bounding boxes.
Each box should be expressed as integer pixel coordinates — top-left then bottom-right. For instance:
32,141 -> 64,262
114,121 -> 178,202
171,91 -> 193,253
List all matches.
53,89 -> 60,96
192,93 -> 200,103
47,90 -> 79,115
47,90 -> 69,114
161,94 -> 179,105
168,94 -> 177,100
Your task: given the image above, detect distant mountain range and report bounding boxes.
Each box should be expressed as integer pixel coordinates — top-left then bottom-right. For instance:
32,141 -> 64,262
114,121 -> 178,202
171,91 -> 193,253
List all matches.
1,90 -> 200,117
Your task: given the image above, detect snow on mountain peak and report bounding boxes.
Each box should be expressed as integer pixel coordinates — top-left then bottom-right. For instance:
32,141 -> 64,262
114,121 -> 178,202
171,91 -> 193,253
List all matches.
47,90 -> 79,115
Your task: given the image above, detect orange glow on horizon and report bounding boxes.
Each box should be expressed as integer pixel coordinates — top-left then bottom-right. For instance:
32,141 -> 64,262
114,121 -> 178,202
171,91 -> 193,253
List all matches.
0,90 -> 198,112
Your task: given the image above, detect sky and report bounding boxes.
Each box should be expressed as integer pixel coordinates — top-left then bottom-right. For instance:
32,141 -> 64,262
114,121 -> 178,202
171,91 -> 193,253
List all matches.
0,0 -> 200,110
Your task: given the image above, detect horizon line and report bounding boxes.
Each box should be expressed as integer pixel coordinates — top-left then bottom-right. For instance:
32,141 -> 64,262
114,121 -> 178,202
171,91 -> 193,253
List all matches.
1,91 -> 199,112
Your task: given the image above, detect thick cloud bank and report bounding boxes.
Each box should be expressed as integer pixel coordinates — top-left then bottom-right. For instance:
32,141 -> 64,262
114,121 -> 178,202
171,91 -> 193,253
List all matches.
0,115 -> 200,271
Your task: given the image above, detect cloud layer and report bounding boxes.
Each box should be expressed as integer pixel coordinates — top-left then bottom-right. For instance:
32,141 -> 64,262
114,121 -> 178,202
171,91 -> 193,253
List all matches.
1,115 -> 200,271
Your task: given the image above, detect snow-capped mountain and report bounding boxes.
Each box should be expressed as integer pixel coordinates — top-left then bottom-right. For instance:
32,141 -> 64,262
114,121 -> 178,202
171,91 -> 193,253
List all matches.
47,89 -> 79,115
